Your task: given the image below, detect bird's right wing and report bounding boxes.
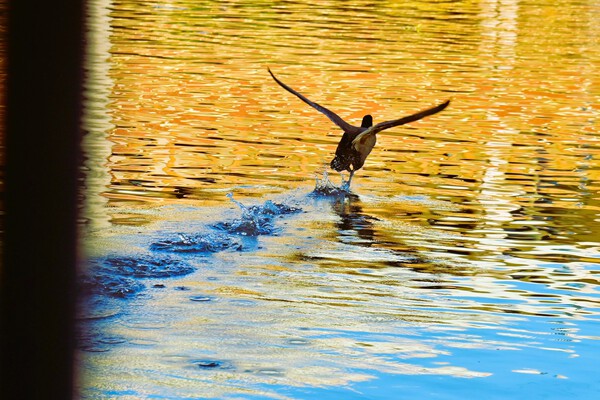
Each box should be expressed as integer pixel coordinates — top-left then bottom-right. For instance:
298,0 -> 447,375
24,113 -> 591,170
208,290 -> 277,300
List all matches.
268,68 -> 360,134
351,99 -> 450,150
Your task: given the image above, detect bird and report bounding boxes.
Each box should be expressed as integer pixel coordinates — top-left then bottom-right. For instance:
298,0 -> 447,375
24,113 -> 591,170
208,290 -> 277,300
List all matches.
268,67 -> 450,188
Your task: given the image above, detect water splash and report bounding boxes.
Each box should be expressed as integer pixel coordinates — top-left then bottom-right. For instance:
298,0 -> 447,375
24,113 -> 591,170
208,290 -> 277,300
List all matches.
150,232 -> 242,253
213,193 -> 302,236
80,255 -> 195,300
310,170 -> 351,197
80,271 -> 145,299
100,255 -> 195,278
82,194 -> 303,302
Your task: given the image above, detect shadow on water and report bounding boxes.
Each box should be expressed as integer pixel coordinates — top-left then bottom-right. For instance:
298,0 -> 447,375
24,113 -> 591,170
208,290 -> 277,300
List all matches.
309,171 -> 378,245
331,194 -> 377,246
301,172 -> 468,280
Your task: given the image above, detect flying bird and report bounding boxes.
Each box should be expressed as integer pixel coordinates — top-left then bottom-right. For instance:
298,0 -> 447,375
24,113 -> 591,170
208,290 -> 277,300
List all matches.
268,67 -> 450,187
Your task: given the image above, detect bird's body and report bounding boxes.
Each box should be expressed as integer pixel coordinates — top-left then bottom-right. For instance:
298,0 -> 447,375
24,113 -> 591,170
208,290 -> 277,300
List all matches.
330,115 -> 375,174
268,68 -> 450,187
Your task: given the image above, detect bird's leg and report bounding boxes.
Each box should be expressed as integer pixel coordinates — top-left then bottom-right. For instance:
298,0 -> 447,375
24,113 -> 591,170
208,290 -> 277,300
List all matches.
345,169 -> 355,190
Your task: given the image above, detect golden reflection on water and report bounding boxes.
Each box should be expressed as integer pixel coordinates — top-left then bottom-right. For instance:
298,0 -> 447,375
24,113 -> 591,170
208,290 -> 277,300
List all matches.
85,0 -> 599,212
81,0 -> 600,398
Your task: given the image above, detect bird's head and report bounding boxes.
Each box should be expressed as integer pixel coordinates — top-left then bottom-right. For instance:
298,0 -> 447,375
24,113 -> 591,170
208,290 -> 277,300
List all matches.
361,115 -> 373,128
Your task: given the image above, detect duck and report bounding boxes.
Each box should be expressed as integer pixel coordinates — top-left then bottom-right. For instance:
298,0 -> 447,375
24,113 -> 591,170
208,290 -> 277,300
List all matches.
268,67 -> 450,187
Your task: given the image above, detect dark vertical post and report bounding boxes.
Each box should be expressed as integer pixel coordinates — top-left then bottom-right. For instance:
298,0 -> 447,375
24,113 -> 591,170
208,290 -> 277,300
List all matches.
1,1 -> 85,399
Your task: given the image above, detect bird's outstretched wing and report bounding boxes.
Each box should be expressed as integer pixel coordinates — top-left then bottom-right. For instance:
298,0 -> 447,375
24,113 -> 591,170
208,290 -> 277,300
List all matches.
351,99 -> 450,150
268,67 -> 360,134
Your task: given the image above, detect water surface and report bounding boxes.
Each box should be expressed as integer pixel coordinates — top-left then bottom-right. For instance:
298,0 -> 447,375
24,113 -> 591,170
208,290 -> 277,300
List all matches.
80,0 -> 600,399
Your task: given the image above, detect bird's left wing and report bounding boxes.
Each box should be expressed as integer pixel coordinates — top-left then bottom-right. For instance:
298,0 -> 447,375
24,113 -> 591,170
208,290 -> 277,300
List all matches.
268,68 -> 360,134
351,99 -> 450,150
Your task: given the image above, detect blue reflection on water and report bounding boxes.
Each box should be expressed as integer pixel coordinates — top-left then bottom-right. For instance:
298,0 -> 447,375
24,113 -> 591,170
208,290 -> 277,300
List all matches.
79,191 -> 600,399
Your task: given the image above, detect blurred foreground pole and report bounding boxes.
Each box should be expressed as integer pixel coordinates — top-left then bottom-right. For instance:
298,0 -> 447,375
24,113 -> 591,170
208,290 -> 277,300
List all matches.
1,1 -> 84,399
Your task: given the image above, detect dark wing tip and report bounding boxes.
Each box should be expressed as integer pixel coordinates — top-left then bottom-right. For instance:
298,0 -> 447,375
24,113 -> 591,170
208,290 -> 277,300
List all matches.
267,66 -> 277,81
425,98 -> 451,116
432,98 -> 451,113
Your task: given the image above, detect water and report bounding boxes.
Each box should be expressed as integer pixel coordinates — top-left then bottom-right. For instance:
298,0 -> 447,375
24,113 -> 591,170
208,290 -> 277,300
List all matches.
79,0 -> 600,398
